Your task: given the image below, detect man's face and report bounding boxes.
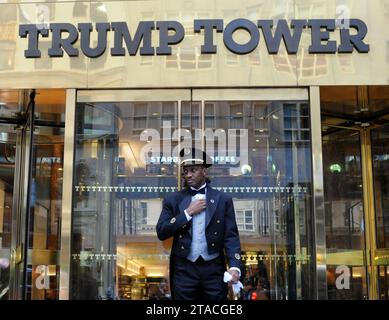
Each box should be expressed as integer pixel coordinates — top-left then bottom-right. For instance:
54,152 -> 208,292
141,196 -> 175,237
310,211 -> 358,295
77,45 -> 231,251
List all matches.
182,165 -> 207,188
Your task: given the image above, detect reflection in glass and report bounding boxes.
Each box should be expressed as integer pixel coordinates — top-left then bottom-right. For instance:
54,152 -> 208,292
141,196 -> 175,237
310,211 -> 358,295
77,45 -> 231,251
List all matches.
34,89 -> 66,124
372,126 -> 389,248
321,85 -> 389,300
371,125 -> 389,299
71,101 -> 178,300
71,96 -> 315,300
322,127 -> 367,299
0,90 -> 23,117
323,130 -> 365,250
206,100 -> 313,300
26,127 -> 64,300
0,126 -> 17,300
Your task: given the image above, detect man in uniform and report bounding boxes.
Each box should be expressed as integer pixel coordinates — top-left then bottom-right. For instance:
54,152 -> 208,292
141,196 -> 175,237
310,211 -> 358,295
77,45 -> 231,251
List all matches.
156,148 -> 242,300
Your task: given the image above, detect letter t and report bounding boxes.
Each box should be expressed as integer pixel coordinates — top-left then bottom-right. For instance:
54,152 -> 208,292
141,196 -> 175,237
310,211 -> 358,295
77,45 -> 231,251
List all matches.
19,24 -> 49,58
194,19 -> 223,54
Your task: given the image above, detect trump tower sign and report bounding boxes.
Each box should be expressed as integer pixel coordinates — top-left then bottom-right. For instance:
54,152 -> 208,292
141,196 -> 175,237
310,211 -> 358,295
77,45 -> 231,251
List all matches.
19,18 -> 369,58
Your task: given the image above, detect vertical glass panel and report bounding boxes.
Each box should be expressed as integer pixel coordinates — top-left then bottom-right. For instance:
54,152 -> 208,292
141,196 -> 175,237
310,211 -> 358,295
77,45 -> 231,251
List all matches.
371,125 -> 389,299
377,265 -> 389,300
367,86 -> 389,113
322,128 -> 368,299
34,89 -> 66,124
26,126 -> 64,300
71,101 -> 178,300
371,127 -> 389,248
0,125 -> 17,300
0,90 -> 23,118
204,100 -> 314,300
320,86 -> 358,116
181,101 -> 202,151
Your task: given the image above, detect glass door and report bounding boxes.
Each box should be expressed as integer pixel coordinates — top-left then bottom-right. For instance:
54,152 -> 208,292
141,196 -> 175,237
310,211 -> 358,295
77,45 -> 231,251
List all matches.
321,123 -> 368,299
70,88 -> 316,300
192,89 -> 314,300
71,90 -> 189,300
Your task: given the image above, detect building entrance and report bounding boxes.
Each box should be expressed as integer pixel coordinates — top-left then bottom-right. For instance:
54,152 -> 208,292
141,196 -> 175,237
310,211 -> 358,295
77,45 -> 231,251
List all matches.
321,86 -> 389,300
64,88 -> 321,300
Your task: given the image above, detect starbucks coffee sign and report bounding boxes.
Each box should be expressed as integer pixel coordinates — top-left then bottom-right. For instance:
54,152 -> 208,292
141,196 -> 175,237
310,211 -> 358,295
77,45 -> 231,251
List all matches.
19,18 -> 369,58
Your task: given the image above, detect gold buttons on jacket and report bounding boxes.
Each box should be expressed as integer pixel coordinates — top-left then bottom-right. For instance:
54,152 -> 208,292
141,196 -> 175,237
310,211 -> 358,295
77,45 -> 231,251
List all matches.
170,217 -> 176,224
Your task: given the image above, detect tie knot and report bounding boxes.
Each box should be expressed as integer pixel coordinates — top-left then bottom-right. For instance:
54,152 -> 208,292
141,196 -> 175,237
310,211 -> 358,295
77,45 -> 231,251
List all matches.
190,187 -> 206,196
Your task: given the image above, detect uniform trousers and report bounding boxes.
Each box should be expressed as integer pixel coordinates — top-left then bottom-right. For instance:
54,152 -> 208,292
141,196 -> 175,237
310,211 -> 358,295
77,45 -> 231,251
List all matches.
172,254 -> 228,300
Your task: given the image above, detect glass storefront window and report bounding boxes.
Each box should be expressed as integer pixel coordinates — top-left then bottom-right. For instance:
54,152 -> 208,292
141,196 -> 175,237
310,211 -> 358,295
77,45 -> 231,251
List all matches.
71,89 -> 315,300
204,100 -> 314,300
71,100 -> 179,300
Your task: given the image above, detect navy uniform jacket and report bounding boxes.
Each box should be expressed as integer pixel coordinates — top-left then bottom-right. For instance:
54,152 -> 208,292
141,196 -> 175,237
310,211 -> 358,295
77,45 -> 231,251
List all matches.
156,186 -> 242,270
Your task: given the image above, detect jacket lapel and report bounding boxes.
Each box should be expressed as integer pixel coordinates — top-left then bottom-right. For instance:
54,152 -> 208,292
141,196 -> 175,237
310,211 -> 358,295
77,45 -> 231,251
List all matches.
178,189 -> 193,235
206,186 -> 220,228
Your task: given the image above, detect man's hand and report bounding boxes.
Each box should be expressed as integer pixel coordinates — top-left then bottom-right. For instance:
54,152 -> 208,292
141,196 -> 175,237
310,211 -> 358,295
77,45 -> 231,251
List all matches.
186,199 -> 206,216
228,269 -> 240,284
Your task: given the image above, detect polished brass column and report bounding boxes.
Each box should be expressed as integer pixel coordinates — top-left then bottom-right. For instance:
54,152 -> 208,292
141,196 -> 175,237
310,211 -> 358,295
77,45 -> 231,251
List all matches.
360,128 -> 378,300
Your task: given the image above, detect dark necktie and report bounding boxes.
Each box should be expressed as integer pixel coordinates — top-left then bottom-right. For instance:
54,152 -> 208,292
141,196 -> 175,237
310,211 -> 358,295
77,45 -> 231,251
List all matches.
190,187 -> 206,196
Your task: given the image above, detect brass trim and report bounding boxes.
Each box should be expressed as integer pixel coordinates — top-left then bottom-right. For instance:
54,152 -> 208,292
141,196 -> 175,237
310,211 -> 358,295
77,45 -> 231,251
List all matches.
361,129 -> 378,299
9,125 -> 23,299
192,88 -> 308,101
374,249 -> 389,266
326,250 -> 365,266
14,245 -> 22,265
59,89 -> 76,300
27,249 -> 59,265
77,89 -> 191,103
